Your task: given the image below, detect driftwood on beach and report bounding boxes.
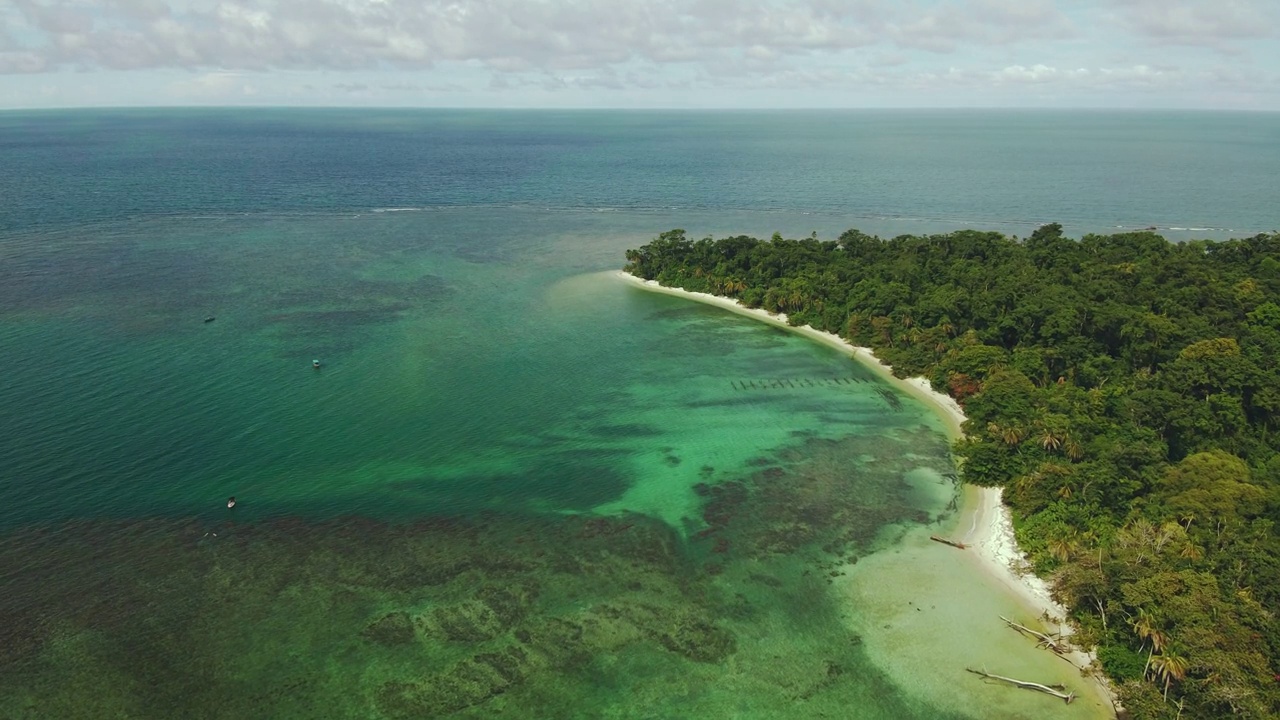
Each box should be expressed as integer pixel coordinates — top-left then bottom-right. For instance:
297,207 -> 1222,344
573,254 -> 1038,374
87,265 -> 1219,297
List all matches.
1001,615 -> 1069,655
966,668 -> 1076,704
929,535 -> 966,549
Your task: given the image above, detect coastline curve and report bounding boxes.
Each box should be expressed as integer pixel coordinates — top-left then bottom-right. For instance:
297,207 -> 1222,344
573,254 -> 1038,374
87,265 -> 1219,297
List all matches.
616,269 -> 1118,716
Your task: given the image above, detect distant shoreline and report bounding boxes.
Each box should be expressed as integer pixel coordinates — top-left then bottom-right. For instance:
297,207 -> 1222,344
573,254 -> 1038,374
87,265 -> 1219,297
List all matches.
616,270 -> 1117,711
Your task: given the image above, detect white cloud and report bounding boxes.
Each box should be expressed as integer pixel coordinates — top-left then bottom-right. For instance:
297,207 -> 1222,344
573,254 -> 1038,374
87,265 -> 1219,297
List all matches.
1107,0 -> 1278,46
0,51 -> 48,72
892,0 -> 1074,53
0,0 -> 1277,108
994,64 -> 1065,83
0,0 -> 1084,75
167,69 -> 251,97
982,62 -> 1188,89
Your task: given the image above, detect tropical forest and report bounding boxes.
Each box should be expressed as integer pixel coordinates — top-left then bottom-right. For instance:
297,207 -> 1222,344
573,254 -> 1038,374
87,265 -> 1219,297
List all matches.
624,225 -> 1280,719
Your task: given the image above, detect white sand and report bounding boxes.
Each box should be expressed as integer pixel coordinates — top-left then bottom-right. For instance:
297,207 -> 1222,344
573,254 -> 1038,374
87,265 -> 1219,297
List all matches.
617,270 -> 1117,712
963,486 -> 1065,624
962,486 -> 1104,672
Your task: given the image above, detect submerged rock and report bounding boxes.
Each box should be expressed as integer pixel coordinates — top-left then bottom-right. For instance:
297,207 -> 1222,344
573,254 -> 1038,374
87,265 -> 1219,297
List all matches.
423,600 -> 509,643
420,582 -> 539,643
361,611 -> 415,646
652,614 -> 737,663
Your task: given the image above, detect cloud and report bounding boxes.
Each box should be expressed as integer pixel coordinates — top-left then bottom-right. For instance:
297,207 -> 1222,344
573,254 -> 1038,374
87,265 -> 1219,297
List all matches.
0,0 -> 1081,75
590,58 -> 1252,98
986,63 -> 1186,89
379,81 -> 469,92
891,0 -> 1074,53
994,63 -> 1075,83
0,51 -> 47,73
167,69 -> 256,98
1107,0 -> 1278,47
2,0 -> 1277,108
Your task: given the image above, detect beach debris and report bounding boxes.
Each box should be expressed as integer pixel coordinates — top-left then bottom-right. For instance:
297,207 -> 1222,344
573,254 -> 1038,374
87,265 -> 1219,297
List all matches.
966,668 -> 1076,704
929,535 -> 966,549
1001,615 -> 1070,655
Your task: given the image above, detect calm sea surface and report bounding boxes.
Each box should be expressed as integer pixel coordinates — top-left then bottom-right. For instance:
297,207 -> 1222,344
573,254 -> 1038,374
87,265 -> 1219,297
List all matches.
0,109 -> 1274,719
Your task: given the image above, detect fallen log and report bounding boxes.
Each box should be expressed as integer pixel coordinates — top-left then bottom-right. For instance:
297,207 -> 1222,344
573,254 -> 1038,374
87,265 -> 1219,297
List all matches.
966,668 -> 1076,704
929,535 -> 966,549
1001,615 -> 1069,655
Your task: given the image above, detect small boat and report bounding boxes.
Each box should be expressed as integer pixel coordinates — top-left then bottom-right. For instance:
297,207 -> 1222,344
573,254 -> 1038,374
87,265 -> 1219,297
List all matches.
204,316 -> 216,323
227,496 -> 236,509
313,359 -> 321,369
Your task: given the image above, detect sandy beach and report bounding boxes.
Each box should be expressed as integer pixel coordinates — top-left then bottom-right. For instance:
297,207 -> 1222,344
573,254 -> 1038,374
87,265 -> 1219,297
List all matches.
617,270 -> 1117,714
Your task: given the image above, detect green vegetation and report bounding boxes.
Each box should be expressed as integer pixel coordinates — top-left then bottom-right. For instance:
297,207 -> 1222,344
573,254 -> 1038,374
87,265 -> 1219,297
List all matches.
626,225 -> 1280,719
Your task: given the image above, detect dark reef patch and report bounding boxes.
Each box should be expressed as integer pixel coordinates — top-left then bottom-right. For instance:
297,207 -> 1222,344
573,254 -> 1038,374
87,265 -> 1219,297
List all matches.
0,426 -> 958,719
363,611 -> 416,646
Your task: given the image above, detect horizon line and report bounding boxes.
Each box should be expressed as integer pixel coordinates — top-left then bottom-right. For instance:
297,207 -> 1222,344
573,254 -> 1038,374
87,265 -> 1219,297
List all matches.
2,104 -> 1277,114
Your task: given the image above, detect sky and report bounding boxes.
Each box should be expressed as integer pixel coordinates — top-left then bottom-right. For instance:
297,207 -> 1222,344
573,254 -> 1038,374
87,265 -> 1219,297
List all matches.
1,0 -> 1278,110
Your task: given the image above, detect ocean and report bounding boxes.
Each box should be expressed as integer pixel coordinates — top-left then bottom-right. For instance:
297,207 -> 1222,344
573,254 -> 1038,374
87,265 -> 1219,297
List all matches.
0,109 -> 1273,719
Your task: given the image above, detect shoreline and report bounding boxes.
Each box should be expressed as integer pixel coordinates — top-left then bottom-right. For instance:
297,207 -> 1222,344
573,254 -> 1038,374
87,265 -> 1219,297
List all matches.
616,270 -> 1116,712
615,272 -> 967,435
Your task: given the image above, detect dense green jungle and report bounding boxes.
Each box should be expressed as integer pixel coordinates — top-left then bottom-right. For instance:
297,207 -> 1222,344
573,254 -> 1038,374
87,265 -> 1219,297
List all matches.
625,225 -> 1280,719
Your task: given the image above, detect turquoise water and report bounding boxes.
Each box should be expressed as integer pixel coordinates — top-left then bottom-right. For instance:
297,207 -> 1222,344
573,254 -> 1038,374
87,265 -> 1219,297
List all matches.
0,209 -> 940,528
3,109 -> 1270,718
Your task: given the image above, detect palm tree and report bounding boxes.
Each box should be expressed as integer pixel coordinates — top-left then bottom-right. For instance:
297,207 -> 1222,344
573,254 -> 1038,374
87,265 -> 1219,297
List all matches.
1063,436 -> 1084,461
1149,651 -> 1190,701
1129,609 -> 1167,678
1013,462 -> 1072,504
1003,425 -> 1027,446
987,422 -> 1026,447
1130,610 -> 1154,651
1012,471 -> 1040,502
1047,532 -> 1077,563
1040,426 -> 1063,451
788,287 -> 806,311
1153,522 -> 1185,555
1144,628 -> 1169,680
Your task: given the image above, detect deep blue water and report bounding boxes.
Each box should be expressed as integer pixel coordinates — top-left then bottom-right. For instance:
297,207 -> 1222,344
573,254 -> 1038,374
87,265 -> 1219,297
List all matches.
2,108 -> 1276,237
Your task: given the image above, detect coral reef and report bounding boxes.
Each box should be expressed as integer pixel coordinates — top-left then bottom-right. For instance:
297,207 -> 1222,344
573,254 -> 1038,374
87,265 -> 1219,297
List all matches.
0,427 -> 958,719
